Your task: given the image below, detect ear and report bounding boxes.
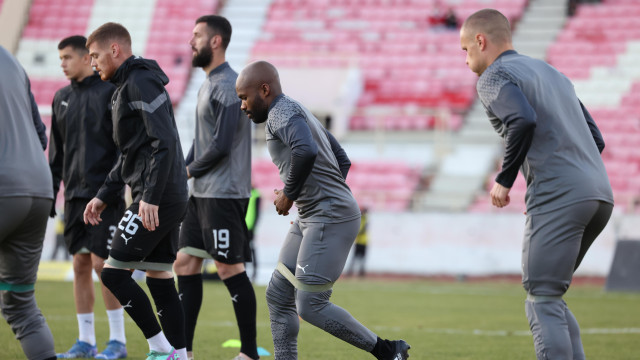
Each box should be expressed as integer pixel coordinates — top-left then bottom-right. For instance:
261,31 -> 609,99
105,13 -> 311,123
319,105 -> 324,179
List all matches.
210,34 -> 221,50
476,33 -> 487,51
110,42 -> 120,58
260,83 -> 271,97
82,53 -> 92,66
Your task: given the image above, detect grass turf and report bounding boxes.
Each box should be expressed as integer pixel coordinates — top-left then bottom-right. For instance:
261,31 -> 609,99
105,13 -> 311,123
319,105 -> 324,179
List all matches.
1,278 -> 638,359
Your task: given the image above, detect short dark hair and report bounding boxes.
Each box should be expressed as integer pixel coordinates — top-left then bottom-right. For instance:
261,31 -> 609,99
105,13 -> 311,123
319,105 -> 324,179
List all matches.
196,15 -> 232,50
58,35 -> 88,54
86,22 -> 132,49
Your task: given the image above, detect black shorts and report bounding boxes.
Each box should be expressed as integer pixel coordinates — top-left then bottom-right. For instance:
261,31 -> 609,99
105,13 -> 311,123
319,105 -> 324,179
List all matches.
106,200 -> 187,272
64,198 -> 125,259
179,197 -> 251,264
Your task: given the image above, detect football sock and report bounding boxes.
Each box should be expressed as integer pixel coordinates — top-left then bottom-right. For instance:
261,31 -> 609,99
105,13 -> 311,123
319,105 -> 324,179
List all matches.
177,273 -> 203,352
77,313 -> 96,346
106,308 -> 126,343
146,276 -> 186,351
223,271 -> 259,359
147,331 -> 173,353
371,337 -> 393,360
101,268 -> 161,339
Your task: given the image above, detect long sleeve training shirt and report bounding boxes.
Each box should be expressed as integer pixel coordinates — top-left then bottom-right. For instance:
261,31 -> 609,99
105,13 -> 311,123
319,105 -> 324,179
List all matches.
186,62 -> 251,198
0,46 -> 53,200
265,94 -> 359,223
477,50 -> 613,214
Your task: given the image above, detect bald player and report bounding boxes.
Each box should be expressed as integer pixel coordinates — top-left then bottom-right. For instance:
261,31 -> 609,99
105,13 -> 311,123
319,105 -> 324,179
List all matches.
236,60 -> 410,360
84,22 -> 189,360
460,9 -> 613,360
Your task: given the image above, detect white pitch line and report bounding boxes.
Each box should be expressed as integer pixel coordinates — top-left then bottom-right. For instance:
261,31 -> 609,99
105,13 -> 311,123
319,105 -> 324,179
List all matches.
43,315 -> 640,336
371,326 -> 640,337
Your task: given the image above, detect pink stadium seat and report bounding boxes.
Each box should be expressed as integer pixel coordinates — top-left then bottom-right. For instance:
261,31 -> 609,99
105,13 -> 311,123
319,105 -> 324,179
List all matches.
251,158 -> 420,212
253,0 -> 528,132
22,0 -> 94,40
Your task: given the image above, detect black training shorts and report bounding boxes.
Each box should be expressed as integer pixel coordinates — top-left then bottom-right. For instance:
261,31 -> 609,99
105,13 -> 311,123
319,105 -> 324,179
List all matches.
178,197 -> 251,264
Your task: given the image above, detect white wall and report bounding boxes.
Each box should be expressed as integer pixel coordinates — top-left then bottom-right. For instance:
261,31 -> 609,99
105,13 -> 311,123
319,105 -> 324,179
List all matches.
251,211 -> 634,284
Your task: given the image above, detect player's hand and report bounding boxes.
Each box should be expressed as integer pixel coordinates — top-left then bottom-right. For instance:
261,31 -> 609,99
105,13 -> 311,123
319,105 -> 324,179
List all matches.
490,182 -> 511,208
139,200 -> 159,231
186,166 -> 191,179
84,197 -> 107,225
274,189 -> 293,216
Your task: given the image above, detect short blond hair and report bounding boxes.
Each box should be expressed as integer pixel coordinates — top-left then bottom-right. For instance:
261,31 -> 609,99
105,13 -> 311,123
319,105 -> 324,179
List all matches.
86,22 -> 132,49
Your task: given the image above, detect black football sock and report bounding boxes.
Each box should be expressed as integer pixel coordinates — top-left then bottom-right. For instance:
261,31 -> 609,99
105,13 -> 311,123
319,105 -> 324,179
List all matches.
177,274 -> 203,352
146,276 -> 186,350
371,337 -> 393,360
223,271 -> 259,359
101,268 -> 161,339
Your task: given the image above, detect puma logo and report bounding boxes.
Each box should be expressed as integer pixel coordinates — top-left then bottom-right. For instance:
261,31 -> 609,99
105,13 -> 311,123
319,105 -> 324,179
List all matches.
123,300 -> 132,309
178,293 -> 183,301
120,233 -> 132,245
157,309 -> 163,317
217,250 -> 229,259
231,294 -> 238,303
297,264 -> 309,274
61,101 -> 68,107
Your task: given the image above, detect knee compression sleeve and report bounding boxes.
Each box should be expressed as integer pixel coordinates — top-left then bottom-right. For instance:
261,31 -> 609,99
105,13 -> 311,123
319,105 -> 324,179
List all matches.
101,268 -> 161,339
146,277 -> 186,350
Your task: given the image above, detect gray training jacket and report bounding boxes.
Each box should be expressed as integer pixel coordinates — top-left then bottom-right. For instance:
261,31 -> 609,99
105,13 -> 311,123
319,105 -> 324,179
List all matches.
477,50 -> 613,215
186,62 -> 251,199
265,94 -> 360,223
0,46 -> 53,200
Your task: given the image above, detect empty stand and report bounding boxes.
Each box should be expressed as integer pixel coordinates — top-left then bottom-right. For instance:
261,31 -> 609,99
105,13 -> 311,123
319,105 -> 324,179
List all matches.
252,0 -> 528,132
251,159 -> 421,212
146,0 -> 219,104
471,0 -> 640,213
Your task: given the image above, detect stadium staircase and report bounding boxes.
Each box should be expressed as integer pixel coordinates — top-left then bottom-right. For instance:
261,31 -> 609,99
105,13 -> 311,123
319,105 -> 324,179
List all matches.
249,0 -> 528,212
173,0 -> 271,157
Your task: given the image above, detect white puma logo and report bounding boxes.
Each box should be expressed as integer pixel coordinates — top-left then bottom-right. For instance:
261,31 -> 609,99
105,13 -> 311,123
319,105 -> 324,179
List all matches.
61,101 -> 68,107
297,264 -> 309,274
157,309 -> 163,317
178,293 -> 183,301
123,300 -> 132,309
231,294 -> 238,303
120,233 -> 132,245
217,250 -> 229,259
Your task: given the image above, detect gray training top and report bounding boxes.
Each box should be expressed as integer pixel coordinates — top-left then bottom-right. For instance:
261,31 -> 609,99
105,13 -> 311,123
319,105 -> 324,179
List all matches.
477,50 -> 613,215
0,46 -> 53,200
266,94 -> 360,223
186,62 -> 251,199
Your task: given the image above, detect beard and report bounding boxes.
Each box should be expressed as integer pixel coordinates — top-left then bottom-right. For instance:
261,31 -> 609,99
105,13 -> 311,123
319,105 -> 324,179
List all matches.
192,44 -> 213,68
249,96 -> 270,124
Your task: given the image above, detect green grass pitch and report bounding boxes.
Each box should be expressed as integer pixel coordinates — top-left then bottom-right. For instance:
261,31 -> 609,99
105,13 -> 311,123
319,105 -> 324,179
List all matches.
2,278 -> 638,359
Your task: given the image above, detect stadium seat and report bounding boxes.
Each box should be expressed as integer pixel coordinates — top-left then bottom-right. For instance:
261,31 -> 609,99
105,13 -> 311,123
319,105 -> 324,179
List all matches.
253,0 -> 528,132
